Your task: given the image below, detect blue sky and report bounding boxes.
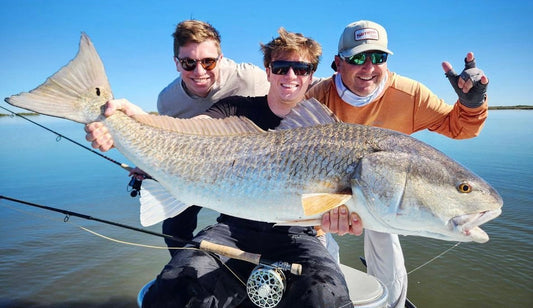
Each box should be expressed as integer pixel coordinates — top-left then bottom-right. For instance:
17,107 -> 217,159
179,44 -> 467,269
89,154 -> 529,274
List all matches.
1,0 -> 531,112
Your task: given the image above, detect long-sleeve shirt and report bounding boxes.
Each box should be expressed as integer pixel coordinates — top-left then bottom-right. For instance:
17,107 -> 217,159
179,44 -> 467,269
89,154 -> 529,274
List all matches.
306,71 -> 488,139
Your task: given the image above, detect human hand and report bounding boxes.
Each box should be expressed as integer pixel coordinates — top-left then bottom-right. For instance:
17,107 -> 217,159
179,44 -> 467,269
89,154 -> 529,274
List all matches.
321,205 -> 363,236
442,52 -> 489,108
84,99 -> 147,152
129,167 -> 150,180
85,121 -> 113,152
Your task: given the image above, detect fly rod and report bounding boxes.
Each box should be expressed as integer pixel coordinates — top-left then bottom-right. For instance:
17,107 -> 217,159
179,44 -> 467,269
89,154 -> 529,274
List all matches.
0,105 -> 131,172
0,195 -> 302,275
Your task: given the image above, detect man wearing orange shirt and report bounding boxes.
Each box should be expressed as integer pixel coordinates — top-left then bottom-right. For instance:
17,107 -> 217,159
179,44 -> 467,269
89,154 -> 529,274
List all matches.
308,20 -> 489,308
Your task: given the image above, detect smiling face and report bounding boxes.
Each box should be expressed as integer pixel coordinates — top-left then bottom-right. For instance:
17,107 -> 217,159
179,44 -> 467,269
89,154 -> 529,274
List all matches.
334,53 -> 388,97
266,52 -> 314,116
174,39 -> 221,98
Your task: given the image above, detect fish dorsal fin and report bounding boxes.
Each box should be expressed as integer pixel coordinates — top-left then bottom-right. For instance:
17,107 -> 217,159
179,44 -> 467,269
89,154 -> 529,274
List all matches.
275,98 -> 340,130
132,114 -> 265,136
301,193 -> 352,216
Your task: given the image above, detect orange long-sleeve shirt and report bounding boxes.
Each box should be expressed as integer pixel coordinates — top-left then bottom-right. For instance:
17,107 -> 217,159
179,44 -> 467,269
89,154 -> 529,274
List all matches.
306,71 -> 488,139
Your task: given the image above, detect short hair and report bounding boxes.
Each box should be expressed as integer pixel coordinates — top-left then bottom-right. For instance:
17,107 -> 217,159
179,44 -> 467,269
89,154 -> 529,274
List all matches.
172,20 -> 222,57
260,27 -> 322,72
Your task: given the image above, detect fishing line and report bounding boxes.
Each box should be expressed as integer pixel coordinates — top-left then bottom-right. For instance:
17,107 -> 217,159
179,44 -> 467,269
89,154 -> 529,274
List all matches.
360,240 -> 461,276
407,242 -> 461,275
77,225 -> 247,287
0,105 -> 131,172
359,239 -> 460,308
358,241 -> 458,308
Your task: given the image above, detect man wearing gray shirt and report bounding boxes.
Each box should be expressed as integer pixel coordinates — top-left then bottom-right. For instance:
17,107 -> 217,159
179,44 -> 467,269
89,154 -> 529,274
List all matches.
157,20 -> 269,251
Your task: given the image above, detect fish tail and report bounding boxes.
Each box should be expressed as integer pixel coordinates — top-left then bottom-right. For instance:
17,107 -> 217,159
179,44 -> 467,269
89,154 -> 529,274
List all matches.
4,33 -> 113,124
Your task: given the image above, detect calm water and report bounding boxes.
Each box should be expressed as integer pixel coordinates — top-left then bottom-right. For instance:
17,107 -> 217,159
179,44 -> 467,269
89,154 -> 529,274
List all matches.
0,110 -> 531,307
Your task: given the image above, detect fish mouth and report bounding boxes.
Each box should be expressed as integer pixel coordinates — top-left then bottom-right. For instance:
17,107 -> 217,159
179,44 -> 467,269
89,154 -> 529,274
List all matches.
450,209 -> 502,243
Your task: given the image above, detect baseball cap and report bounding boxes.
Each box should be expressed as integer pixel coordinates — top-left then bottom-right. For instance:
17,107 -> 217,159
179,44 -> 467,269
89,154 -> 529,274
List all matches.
338,20 -> 393,58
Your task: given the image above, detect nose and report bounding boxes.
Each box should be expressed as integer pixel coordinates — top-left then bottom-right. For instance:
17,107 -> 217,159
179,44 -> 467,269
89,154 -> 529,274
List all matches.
360,57 -> 374,69
194,63 -> 207,73
286,67 -> 298,77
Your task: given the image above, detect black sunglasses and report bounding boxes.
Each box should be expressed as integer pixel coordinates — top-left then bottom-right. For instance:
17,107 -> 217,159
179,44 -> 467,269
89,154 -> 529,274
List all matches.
344,52 -> 388,65
270,60 -> 314,76
177,56 -> 220,71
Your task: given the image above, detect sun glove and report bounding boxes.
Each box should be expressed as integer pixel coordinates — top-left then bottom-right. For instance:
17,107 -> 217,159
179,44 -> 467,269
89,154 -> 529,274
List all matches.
445,58 -> 487,108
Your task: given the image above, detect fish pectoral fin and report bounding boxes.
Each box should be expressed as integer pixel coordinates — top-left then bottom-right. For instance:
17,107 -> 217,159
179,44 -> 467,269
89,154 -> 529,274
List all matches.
139,179 -> 188,227
301,193 -> 352,216
274,98 -> 340,130
274,219 -> 322,227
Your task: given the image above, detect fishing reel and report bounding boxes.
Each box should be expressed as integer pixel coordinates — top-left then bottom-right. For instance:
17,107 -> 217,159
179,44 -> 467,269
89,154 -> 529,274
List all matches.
127,176 -> 143,197
247,263 -> 287,308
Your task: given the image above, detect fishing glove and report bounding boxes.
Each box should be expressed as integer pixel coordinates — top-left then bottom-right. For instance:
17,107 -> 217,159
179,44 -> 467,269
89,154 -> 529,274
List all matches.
445,58 -> 487,108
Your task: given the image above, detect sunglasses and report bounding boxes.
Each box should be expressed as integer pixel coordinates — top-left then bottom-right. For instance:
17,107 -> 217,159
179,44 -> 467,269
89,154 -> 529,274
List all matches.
177,56 -> 220,71
343,52 -> 388,65
270,60 -> 314,76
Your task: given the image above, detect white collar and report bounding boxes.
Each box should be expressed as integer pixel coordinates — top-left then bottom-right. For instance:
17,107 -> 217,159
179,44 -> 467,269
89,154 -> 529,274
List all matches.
334,73 -> 387,107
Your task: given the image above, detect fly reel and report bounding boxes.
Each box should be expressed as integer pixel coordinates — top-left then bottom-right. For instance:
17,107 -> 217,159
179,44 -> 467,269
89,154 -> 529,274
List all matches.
247,264 -> 286,308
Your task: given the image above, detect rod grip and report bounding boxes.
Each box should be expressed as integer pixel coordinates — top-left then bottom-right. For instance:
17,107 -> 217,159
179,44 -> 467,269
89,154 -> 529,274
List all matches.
199,240 -> 261,265
199,240 -> 303,275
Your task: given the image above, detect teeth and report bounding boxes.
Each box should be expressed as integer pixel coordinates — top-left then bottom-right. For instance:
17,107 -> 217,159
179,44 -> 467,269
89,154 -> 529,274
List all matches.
281,83 -> 298,89
191,76 -> 210,83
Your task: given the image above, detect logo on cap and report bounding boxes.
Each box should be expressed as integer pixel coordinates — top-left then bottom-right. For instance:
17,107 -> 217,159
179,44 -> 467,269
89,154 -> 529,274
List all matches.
355,28 -> 379,41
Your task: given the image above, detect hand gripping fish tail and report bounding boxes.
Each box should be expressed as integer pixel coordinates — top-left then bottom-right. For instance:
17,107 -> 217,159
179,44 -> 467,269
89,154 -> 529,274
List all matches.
5,33 -> 503,243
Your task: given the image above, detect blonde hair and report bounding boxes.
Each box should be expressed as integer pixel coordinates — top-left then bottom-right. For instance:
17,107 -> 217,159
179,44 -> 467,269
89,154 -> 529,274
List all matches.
172,20 -> 222,57
260,27 -> 322,71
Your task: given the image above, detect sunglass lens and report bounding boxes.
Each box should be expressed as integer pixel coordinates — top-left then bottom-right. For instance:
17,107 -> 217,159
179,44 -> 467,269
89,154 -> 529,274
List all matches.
371,53 -> 388,64
180,58 -> 196,71
270,61 -> 312,76
201,58 -> 217,70
271,62 -> 289,75
347,53 -> 366,65
292,63 -> 312,76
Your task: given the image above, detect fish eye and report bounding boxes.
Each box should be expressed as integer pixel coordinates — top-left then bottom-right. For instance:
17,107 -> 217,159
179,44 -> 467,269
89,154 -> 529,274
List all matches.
457,182 -> 472,193
96,87 -> 101,96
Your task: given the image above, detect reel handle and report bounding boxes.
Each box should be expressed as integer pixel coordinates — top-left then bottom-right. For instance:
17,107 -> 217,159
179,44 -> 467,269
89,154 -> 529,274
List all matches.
290,263 -> 302,276
199,240 -> 302,275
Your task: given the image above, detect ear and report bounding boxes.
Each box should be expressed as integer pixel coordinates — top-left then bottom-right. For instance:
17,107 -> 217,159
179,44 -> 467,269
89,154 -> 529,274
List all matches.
334,55 -> 342,70
173,56 -> 181,72
266,66 -> 272,81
